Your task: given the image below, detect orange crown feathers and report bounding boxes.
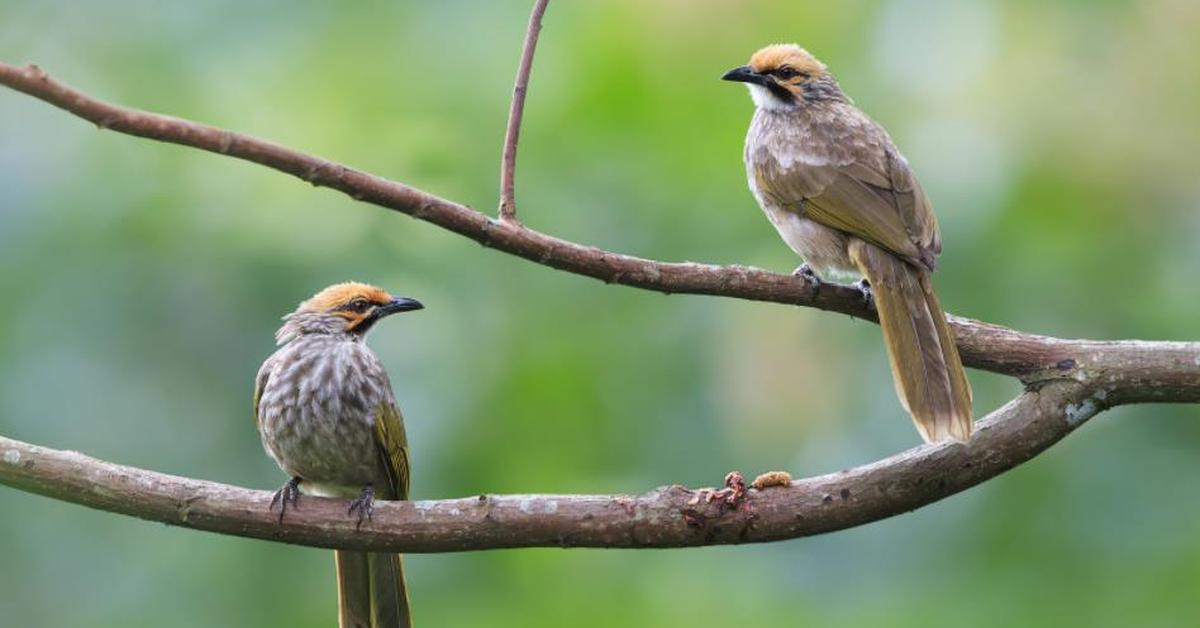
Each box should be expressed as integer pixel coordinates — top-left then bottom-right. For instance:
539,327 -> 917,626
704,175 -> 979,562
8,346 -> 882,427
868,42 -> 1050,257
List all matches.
748,44 -> 827,76
299,282 -> 393,313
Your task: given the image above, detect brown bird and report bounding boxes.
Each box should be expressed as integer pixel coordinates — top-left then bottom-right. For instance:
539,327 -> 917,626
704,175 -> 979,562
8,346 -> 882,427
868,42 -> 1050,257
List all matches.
723,44 -> 973,442
255,282 -> 424,628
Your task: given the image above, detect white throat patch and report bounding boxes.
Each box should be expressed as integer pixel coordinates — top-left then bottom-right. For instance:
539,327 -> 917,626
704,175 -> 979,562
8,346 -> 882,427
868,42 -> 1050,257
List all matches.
747,83 -> 794,111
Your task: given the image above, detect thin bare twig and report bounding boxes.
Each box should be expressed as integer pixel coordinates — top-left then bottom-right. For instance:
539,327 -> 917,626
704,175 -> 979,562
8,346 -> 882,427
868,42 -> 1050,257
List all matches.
499,0 -> 550,222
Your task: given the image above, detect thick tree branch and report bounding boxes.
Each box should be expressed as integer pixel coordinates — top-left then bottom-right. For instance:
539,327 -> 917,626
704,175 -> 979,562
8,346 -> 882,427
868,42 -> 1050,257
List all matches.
2,336 -> 1196,552
499,0 -> 550,221
0,373 -> 1187,553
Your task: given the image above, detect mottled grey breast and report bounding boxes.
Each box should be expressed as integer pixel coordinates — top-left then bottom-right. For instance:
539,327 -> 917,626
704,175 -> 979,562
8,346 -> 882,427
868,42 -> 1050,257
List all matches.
256,334 -> 394,494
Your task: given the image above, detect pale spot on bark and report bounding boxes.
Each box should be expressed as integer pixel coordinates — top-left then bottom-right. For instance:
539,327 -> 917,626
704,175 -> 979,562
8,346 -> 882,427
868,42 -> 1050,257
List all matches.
1065,398 -> 1099,427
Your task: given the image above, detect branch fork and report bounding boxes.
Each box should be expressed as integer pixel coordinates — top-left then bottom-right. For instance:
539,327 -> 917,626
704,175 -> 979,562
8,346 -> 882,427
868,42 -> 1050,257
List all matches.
0,2 -> 1198,552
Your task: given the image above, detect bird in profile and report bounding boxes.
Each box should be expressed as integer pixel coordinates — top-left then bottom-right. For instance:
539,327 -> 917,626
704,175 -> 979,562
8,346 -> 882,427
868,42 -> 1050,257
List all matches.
723,44 -> 973,443
254,282 -> 424,628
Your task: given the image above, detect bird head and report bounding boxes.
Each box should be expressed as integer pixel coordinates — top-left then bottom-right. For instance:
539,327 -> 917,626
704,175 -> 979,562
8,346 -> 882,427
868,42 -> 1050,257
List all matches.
276,282 -> 423,343
722,44 -> 842,109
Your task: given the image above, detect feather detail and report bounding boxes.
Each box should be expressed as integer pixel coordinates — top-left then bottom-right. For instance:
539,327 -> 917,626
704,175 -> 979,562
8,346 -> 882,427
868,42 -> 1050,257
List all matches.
850,241 -> 972,442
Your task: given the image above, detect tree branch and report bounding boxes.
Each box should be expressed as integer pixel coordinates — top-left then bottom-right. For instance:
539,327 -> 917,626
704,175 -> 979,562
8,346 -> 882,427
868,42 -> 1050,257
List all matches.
1,374 -> 1186,553
2,60 -> 1181,381
1,327 -> 1196,551
1,57 -> 1198,552
499,0 -> 550,221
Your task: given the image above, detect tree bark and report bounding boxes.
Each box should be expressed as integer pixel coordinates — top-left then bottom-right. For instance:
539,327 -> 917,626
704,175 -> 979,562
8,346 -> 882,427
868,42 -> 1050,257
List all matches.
0,60 -> 1197,553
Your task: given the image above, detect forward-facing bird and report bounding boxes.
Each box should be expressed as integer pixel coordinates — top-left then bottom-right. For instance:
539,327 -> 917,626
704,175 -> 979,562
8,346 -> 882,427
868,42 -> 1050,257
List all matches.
255,282 -> 424,628
723,44 -> 973,442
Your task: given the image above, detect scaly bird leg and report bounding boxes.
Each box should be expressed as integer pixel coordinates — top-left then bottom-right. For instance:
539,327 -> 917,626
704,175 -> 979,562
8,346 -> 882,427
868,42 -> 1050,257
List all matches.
269,476 -> 302,523
348,484 -> 375,530
793,262 -> 823,297
856,278 -> 873,307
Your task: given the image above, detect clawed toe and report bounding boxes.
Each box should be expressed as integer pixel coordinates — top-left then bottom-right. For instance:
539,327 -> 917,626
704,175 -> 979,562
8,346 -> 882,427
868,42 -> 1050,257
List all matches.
856,278 -> 873,306
348,484 -> 375,530
793,263 -> 822,295
270,476 -> 302,523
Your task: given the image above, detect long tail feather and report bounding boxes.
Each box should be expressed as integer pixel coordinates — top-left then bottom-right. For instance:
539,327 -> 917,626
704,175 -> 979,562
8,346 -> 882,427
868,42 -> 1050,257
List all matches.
849,240 -> 973,442
336,550 -> 411,628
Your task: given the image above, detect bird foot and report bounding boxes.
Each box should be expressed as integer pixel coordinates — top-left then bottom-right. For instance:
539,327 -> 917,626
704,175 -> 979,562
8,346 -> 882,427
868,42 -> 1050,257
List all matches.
792,263 -> 823,295
348,484 -> 375,530
856,278 -> 873,307
269,476 -> 301,523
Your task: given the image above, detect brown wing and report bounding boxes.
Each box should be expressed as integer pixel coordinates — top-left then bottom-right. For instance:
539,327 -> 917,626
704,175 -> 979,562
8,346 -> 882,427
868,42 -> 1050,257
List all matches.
756,146 -> 941,270
372,401 -> 411,500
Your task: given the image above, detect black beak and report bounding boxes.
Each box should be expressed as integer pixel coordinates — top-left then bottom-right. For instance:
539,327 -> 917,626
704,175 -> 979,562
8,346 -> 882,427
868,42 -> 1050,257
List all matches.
379,296 -> 424,316
721,65 -> 768,86
349,296 -> 423,335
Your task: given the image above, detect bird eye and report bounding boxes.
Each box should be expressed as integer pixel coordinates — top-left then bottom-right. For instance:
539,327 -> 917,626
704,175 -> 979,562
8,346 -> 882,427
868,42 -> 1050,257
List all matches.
351,299 -> 371,312
775,67 -> 799,80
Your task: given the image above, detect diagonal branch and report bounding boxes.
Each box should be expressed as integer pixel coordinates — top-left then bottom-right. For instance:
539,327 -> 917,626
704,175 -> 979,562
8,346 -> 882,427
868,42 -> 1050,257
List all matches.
0,60 -> 1154,381
499,0 -> 551,221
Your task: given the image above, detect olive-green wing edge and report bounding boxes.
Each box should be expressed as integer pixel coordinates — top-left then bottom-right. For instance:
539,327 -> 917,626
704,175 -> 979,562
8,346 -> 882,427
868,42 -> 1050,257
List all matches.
373,402 -> 411,500
252,361 -> 271,430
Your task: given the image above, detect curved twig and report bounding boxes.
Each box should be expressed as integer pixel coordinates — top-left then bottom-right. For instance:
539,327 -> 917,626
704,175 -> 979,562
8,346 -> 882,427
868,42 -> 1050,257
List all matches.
499,0 -> 551,221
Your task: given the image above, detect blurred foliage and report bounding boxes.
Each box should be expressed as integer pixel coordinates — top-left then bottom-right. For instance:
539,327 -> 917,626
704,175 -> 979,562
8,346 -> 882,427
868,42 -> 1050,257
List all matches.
1,0 -> 1199,626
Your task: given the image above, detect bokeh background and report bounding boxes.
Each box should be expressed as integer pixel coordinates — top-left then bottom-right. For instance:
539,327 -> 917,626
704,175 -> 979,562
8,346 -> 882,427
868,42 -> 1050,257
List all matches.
2,1 -> 1198,626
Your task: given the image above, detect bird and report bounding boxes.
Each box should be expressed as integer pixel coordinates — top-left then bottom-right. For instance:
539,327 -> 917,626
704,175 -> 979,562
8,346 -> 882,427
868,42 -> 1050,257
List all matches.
722,44 -> 973,443
254,282 -> 424,628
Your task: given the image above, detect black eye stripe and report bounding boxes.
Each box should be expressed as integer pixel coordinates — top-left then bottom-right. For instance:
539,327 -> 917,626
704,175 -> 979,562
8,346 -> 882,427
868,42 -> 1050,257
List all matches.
770,67 -> 807,79
335,299 -> 373,312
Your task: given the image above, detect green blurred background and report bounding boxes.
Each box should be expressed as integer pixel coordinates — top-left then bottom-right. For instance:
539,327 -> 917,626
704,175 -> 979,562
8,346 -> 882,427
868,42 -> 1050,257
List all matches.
1,1 -> 1198,626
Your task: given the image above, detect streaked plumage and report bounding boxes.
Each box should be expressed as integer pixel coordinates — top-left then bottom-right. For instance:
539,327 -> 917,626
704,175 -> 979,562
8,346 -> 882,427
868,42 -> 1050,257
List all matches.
255,282 -> 422,628
724,44 -> 973,442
